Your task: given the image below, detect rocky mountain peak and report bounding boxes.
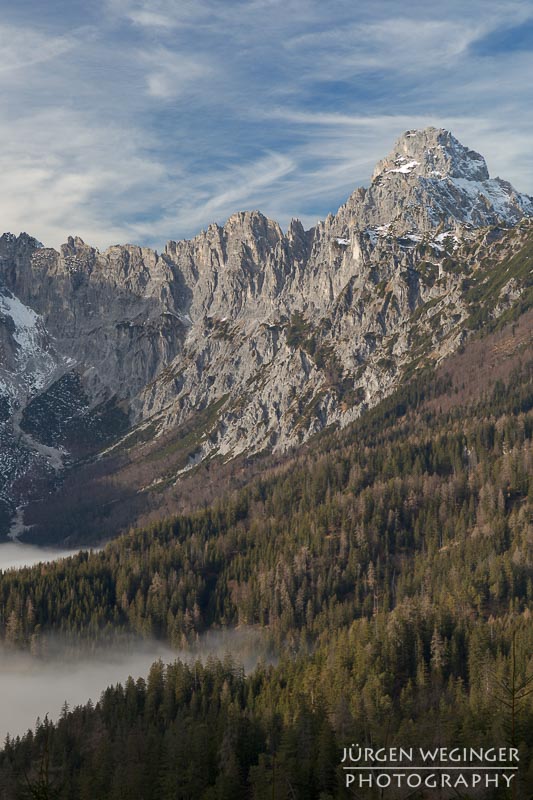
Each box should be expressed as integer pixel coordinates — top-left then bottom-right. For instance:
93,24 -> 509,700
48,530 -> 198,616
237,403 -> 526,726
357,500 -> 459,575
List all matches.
60,235 -> 94,258
372,127 -> 489,183
221,210 -> 283,252
342,127 -> 533,234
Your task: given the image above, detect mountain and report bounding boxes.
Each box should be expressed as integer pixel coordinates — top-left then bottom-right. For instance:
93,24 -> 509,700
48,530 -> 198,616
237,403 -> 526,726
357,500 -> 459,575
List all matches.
0,127 -> 532,542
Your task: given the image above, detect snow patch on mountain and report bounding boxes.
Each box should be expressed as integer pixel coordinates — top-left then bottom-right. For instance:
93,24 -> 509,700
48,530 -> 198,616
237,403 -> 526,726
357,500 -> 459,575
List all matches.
447,176 -> 533,221
1,291 -> 44,359
386,158 -> 419,175
0,289 -> 58,400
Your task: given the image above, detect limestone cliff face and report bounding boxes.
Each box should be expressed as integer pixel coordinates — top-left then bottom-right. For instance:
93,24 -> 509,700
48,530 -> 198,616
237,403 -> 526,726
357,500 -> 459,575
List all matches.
2,236 -> 186,404
0,127 -> 532,525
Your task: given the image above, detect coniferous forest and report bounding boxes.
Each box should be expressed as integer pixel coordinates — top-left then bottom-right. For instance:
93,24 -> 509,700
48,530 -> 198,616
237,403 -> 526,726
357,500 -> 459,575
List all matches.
0,310 -> 531,799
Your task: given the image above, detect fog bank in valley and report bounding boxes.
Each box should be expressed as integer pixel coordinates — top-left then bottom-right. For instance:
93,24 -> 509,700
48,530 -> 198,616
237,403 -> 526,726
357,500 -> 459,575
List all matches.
0,540 -> 273,743
0,541 -> 79,571
0,629 -> 273,743
0,643 -> 175,743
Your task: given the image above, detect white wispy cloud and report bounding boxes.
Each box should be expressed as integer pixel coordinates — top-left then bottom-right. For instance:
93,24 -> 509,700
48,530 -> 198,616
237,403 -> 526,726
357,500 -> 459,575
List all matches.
0,24 -> 78,75
143,49 -> 215,99
110,0 -> 322,34
0,107 -> 171,247
285,18 -> 477,75
107,0 -> 222,31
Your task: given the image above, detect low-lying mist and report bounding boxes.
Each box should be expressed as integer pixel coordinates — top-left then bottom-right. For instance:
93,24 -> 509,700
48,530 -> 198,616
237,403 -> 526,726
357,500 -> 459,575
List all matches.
0,541 -> 80,571
0,628 -> 274,743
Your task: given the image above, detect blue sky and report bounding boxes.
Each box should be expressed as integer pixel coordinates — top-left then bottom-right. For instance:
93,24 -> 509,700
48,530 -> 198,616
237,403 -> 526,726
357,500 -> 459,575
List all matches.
1,0 -> 533,249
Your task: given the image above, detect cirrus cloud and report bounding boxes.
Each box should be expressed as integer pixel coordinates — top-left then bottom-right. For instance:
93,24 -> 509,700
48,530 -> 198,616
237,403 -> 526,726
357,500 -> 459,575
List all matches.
0,1 -> 531,250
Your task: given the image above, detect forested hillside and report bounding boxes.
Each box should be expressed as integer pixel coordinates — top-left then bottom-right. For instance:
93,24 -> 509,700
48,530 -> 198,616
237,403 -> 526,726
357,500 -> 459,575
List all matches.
0,306 -> 531,798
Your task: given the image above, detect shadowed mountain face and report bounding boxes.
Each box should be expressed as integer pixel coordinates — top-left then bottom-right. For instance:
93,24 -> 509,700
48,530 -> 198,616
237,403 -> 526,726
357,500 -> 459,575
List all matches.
0,127 -> 532,542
